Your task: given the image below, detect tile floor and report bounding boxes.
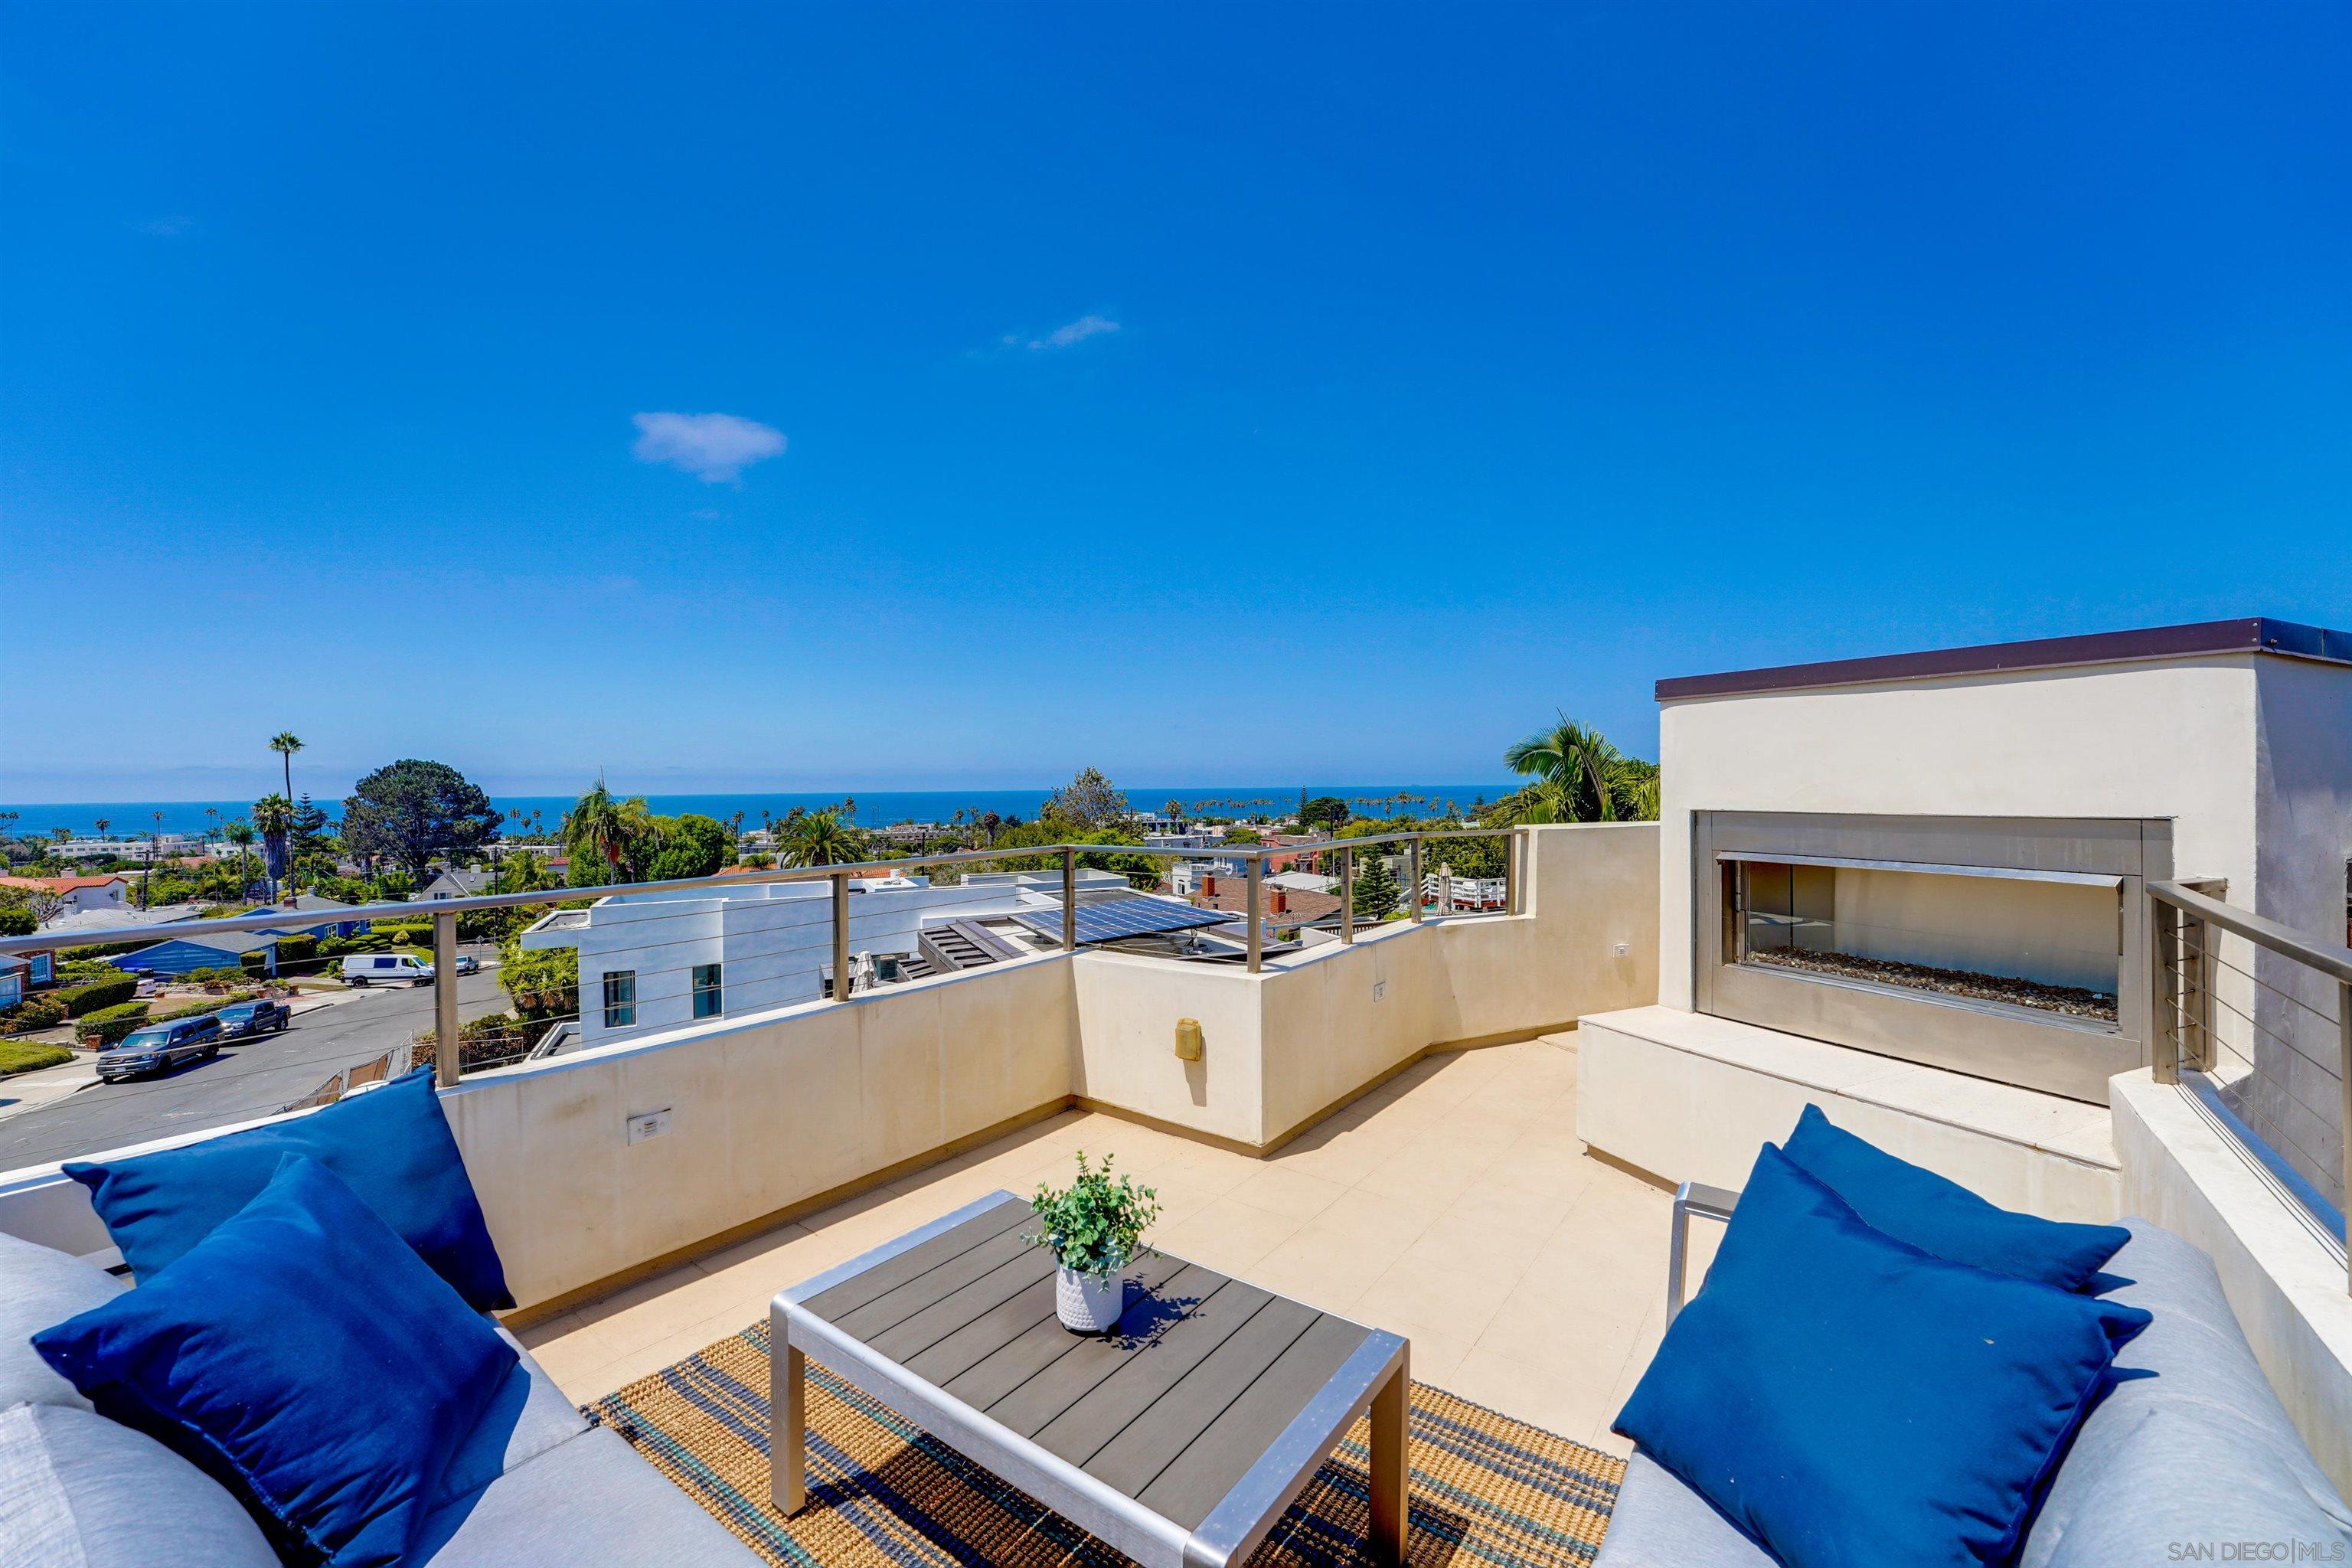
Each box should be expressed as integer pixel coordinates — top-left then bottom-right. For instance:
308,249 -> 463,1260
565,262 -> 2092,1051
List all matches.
521,1032 -> 1717,1457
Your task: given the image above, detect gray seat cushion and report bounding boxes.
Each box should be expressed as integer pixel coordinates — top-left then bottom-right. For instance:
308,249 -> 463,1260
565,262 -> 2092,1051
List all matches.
2021,1222 -> 2352,1567
0,1401 -> 278,1567
413,1425 -> 760,1566
434,1329 -> 593,1501
0,1231 -> 126,1412
1594,1451 -> 1772,1567
1596,1220 -> 2352,1568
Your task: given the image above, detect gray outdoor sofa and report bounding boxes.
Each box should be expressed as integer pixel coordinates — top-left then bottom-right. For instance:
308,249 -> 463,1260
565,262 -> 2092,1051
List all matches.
0,1228 -> 759,1567
1596,1196 -> 2352,1566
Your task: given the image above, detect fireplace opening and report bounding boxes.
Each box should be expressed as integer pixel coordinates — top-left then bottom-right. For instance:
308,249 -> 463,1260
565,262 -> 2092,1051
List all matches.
1723,856 -> 2122,1027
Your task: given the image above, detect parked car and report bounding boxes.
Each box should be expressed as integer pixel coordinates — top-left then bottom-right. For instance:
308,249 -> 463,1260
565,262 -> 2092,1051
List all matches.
132,977 -> 161,998
212,998 -> 292,1038
452,954 -> 481,975
341,954 -> 435,988
96,1016 -> 221,1082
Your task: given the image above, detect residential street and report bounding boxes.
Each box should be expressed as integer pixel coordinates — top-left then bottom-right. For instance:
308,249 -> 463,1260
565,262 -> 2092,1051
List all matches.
0,965 -> 511,1171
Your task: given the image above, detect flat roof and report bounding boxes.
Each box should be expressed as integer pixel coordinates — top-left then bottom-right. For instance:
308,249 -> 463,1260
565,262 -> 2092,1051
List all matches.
1656,616 -> 2352,702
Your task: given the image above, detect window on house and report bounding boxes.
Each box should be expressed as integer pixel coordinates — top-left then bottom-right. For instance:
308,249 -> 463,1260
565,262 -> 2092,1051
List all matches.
692,962 -> 723,1020
602,970 -> 636,1029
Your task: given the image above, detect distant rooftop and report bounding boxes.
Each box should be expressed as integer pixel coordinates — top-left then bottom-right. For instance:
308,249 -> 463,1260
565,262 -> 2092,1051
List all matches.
1657,616 -> 2352,702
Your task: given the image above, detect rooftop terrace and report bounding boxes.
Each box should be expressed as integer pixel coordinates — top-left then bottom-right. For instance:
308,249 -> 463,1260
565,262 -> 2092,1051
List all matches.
518,1034 -> 1689,1459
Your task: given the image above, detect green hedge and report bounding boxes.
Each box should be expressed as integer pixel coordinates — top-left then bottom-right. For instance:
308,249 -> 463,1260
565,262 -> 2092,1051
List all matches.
274,933 -> 319,963
74,1002 -> 152,1046
2,996 -> 69,1034
0,1041 -> 74,1077
59,975 -> 138,1017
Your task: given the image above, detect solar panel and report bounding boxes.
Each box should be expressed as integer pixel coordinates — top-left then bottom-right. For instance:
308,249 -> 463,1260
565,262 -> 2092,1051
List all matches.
1010,898 -> 1230,944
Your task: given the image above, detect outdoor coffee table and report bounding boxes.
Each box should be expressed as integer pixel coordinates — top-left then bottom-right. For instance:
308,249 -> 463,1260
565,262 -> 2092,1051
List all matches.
770,1188 -> 1409,1568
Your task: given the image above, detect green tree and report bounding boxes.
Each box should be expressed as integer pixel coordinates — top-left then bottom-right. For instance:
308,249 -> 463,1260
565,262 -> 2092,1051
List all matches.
1043,766 -> 1129,832
339,760 -> 504,881
270,733 -> 304,895
1222,825 -> 1263,846
223,819 -> 257,895
1504,715 -> 1630,823
644,812 -> 732,881
1299,795 -> 1350,835
780,810 -> 860,867
562,777 -> 652,884
252,793 -> 295,900
1352,850 -> 1400,920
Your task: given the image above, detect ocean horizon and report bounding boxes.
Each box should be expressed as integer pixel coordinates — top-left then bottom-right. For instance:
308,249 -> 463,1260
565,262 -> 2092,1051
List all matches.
1,784 -> 1524,839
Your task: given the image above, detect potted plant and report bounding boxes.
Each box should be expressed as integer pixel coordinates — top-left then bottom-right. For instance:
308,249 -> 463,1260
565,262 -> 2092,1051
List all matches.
1028,1152 -> 1161,1334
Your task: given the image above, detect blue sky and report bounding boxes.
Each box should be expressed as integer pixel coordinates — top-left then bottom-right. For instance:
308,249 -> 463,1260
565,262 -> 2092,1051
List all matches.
4,3 -> 2347,803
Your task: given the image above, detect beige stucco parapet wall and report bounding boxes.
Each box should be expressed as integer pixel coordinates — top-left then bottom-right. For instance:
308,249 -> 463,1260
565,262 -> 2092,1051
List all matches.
424,822 -> 1659,1315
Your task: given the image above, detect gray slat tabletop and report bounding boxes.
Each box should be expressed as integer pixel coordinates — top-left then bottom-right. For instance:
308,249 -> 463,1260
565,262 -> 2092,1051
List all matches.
773,1188 -> 1409,1568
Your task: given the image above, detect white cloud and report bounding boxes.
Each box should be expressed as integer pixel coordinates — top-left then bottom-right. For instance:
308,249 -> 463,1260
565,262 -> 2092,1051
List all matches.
1023,314 -> 1120,351
630,411 -> 786,482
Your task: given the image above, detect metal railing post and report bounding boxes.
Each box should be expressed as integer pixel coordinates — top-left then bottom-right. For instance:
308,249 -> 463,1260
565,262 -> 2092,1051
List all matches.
2148,890 -> 2178,1084
1245,856 -> 1263,974
433,910 -> 461,1087
1340,845 -> 1355,943
1439,862 -> 1452,918
1060,849 -> 1077,952
2340,978 -> 2351,1298
831,871 -> 851,1001
1409,837 -> 1423,923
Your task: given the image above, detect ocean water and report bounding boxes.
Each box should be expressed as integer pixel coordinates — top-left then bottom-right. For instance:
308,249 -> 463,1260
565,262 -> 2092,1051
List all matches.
2,784 -> 1521,838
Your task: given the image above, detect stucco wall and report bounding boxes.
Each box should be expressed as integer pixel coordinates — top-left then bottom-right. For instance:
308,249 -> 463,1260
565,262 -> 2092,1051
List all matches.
1069,823 -> 1660,1148
1658,655 -> 2262,1009
1576,1004 -> 2121,1223
442,950 -> 1077,1307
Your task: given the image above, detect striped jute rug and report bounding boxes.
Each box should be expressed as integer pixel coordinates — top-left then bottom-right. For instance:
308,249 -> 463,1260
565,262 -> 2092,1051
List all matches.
583,1319 -> 1624,1567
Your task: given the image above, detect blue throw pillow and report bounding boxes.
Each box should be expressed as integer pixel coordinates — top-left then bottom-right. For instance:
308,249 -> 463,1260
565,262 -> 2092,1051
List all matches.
66,1066 -> 512,1311
1783,1103 -> 2128,1292
1614,1144 -> 2150,1568
33,1156 -> 518,1568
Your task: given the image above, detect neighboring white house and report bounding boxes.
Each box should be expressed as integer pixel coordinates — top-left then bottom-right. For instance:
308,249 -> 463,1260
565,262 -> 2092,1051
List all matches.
519,869 -> 1138,1050
51,835 -> 203,862
0,875 -> 130,918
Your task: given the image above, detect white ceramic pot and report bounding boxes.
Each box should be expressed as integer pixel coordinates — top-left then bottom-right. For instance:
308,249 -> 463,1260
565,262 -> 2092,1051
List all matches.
1056,1263 -> 1125,1333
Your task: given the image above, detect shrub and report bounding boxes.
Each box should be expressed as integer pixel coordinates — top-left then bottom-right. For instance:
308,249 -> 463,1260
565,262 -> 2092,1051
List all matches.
74,1002 -> 152,1046
0,1041 -> 74,1077
2,995 -> 69,1034
274,933 -> 319,964
58,974 -> 138,1017
411,1011 -> 547,1076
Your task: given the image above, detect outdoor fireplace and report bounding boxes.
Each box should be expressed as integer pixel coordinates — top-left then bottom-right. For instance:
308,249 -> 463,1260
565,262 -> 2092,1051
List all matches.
1692,812 -> 2172,1102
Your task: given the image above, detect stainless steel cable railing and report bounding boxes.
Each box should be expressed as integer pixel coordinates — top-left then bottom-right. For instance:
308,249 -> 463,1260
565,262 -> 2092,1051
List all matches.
2148,878 -> 2352,1289
0,829 -> 1529,1106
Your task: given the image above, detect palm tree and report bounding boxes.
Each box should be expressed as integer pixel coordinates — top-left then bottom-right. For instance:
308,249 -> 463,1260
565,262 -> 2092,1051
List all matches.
779,810 -> 858,867
93,817 -> 110,842
565,777 -> 648,882
1504,714 -> 1625,823
224,820 -> 256,895
253,795 -> 294,902
269,733 -> 304,898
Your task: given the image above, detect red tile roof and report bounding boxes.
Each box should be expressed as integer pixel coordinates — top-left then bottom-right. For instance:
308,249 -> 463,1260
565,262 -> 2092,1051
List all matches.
0,874 -> 126,893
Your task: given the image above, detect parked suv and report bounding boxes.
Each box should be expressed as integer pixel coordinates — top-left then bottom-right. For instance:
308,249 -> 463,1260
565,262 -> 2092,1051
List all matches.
97,1016 -> 222,1082
212,998 -> 292,1038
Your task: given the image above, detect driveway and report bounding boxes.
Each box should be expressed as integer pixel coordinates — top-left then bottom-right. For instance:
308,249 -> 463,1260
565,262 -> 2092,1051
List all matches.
0,962 -> 512,1172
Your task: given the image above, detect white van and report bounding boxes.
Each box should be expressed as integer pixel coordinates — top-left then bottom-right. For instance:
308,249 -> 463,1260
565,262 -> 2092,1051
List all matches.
341,954 -> 436,988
